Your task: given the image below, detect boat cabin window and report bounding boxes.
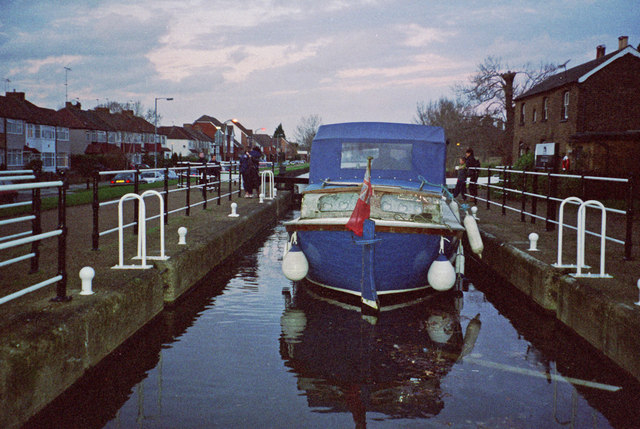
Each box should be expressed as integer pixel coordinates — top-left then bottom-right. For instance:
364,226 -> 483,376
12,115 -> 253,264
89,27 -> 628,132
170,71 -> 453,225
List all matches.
340,142 -> 412,171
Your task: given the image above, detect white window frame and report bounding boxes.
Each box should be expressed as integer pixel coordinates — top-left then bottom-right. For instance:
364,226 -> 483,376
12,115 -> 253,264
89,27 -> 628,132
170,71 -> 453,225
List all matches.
56,127 -> 69,141
543,97 -> 548,121
7,119 -> 24,135
562,91 -> 569,120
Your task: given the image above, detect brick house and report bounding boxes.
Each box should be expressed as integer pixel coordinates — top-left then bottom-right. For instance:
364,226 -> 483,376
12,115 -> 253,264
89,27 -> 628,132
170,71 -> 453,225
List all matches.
513,36 -> 640,175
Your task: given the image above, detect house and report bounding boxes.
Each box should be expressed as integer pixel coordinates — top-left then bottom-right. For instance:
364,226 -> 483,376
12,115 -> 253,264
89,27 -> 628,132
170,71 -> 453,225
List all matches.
192,115 -> 237,160
0,91 -> 71,172
513,36 -> 640,175
158,125 -> 213,158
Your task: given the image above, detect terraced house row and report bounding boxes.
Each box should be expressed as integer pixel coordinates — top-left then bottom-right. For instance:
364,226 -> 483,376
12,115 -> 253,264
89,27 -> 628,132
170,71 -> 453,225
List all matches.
0,93 -> 291,172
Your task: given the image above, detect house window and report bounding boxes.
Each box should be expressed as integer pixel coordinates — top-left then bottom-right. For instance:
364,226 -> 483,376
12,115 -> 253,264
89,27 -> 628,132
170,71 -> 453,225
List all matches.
27,124 -> 35,138
56,127 -> 69,141
7,149 -> 23,166
561,91 -> 569,120
0,118 -> 4,133
532,108 -> 537,123
7,119 -> 24,135
520,103 -> 525,124
42,152 -> 55,168
543,97 -> 548,121
42,126 -> 55,140
56,153 -> 69,168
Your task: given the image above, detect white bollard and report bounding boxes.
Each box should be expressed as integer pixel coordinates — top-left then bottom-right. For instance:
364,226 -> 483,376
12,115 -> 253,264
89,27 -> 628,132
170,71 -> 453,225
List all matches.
178,227 -> 187,245
274,188 -> 277,197
635,279 -> 640,306
259,193 -> 264,204
528,232 -> 539,251
471,206 -> 479,220
229,202 -> 239,217
79,266 -> 95,295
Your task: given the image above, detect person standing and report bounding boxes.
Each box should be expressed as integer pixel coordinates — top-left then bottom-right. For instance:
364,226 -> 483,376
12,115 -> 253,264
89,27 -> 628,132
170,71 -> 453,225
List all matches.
239,150 -> 253,198
465,148 -> 480,203
453,157 -> 467,201
249,146 -> 262,197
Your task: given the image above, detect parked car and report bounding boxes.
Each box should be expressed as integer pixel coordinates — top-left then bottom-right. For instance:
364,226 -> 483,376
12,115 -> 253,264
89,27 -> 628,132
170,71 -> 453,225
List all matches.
140,171 -> 163,184
110,172 -> 135,186
160,169 -> 179,180
0,180 -> 19,203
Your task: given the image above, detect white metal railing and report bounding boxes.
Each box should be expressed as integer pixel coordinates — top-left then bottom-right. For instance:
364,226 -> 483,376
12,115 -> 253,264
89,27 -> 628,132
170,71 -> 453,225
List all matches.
0,174 -> 69,304
261,170 -> 275,199
468,166 -> 633,259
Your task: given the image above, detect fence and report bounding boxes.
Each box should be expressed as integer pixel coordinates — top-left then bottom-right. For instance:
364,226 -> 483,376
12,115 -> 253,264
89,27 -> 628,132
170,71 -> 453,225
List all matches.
0,168 -> 69,304
467,166 -> 635,260
91,162 -> 242,250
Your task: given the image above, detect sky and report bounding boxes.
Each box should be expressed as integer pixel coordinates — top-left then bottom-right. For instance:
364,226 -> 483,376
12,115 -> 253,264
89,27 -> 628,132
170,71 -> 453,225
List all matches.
1,0 -> 638,140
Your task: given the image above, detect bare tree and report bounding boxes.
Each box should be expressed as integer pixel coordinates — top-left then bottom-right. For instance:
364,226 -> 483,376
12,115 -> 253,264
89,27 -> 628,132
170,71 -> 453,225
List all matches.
294,114 -> 322,149
455,57 -> 557,164
415,97 -> 503,168
98,100 -> 157,122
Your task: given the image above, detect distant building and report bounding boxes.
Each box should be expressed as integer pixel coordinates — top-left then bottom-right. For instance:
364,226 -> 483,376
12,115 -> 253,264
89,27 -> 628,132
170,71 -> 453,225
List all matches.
514,36 -> 640,175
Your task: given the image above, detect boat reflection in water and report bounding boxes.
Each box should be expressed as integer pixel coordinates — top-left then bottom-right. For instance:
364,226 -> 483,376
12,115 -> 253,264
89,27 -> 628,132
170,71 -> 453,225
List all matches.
279,282 -> 481,426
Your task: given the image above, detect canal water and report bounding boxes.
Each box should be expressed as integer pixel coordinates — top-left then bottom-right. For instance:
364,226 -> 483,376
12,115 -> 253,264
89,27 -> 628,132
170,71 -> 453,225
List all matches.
27,214 -> 640,428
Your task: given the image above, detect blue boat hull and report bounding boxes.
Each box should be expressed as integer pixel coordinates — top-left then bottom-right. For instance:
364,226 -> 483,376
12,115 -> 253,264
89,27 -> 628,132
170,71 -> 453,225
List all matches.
297,229 -> 452,296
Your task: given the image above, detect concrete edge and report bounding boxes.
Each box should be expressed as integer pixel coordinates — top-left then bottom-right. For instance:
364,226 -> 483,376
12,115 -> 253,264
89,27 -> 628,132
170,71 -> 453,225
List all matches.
0,192 -> 294,429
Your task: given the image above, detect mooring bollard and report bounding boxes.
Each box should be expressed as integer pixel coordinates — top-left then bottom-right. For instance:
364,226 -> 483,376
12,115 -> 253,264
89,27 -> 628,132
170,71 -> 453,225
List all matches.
79,266 -> 95,295
471,206 -> 479,220
635,279 -> 640,306
178,227 -> 187,245
229,202 -> 239,217
259,193 -> 264,204
528,232 -> 539,251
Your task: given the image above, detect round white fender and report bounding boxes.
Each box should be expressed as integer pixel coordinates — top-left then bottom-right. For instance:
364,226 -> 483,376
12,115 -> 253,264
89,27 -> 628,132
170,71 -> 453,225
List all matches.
427,253 -> 456,291
464,211 -> 483,258
282,241 -> 309,281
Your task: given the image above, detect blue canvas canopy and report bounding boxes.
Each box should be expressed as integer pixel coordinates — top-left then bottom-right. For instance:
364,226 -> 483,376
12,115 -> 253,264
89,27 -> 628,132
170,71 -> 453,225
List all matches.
308,122 -> 446,192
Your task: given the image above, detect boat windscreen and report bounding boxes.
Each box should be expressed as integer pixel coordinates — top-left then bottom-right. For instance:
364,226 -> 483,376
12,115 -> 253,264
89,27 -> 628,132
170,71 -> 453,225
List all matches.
340,142 -> 412,171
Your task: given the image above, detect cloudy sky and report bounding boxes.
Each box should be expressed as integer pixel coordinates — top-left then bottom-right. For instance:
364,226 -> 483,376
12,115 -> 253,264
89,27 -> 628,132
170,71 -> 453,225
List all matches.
1,0 -> 638,138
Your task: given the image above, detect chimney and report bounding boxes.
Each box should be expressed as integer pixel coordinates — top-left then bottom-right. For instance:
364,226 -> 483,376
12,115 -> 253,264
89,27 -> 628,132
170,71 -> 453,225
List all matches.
6,91 -> 25,101
618,35 -> 628,50
596,44 -> 606,58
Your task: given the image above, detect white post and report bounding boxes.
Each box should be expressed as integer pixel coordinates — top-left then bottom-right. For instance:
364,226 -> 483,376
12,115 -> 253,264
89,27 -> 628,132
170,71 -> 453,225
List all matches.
635,279 -> 640,306
178,227 -> 187,245
79,266 -> 95,295
528,232 -> 539,251
229,202 -> 239,217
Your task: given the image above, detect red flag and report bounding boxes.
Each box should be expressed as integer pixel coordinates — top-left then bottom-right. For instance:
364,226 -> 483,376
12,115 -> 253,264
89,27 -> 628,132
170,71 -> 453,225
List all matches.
346,157 -> 373,236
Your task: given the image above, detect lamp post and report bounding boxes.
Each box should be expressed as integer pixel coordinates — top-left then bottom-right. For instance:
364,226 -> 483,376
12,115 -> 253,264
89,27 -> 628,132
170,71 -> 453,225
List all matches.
219,119 -> 237,161
154,97 -> 173,168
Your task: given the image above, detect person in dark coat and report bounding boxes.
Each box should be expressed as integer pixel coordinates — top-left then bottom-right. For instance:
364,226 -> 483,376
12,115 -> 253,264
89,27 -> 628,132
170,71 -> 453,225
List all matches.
239,150 -> 253,197
465,148 -> 480,202
248,146 -> 262,196
453,157 -> 467,201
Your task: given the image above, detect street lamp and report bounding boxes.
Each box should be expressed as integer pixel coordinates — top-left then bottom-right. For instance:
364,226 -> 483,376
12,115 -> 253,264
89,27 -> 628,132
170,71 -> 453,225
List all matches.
218,119 -> 237,161
154,97 -> 173,168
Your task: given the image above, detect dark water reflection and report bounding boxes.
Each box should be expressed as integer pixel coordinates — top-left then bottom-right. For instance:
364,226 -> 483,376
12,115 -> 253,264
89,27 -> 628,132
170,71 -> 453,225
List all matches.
26,216 -> 640,428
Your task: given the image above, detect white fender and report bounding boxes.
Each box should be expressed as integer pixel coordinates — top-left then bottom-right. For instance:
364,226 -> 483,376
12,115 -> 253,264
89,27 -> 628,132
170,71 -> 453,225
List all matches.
427,253 -> 456,291
282,233 -> 308,281
448,199 -> 461,222
464,211 -> 483,258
